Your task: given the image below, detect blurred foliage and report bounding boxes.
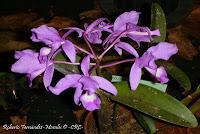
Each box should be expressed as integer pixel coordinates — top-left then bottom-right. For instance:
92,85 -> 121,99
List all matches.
168,26 -> 198,60
151,3 -> 166,42
99,0 -> 193,27
157,61 -> 191,91
0,72 -> 82,133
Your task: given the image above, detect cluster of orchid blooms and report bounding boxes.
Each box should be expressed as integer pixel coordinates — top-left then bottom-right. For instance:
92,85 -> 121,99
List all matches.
11,11 -> 178,111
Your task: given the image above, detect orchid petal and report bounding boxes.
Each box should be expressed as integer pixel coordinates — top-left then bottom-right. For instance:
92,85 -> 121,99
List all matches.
81,55 -> 90,76
62,40 -> 76,63
31,25 -> 62,46
84,18 -> 110,44
14,50 -> 35,59
74,84 -> 83,105
49,74 -> 82,95
114,11 -> 140,31
129,60 -> 142,90
145,66 -> 169,83
126,27 -> 160,46
79,76 -> 99,94
137,52 -> 154,68
91,76 -> 117,95
155,66 -> 169,83
114,45 -> 122,55
62,27 -> 84,38
11,53 -> 46,74
84,23 -> 89,29
39,47 -> 51,56
27,68 -> 46,87
145,67 -> 156,76
103,32 -> 121,48
147,42 -> 178,60
80,92 -> 101,111
115,42 -> 139,57
86,32 -> 102,44
85,18 -> 109,34
43,64 -> 54,88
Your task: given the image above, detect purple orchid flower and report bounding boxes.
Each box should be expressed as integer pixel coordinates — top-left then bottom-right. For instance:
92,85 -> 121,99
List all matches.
49,55 -> 117,111
104,11 -> 160,48
11,49 -> 54,88
114,11 -> 160,44
84,18 -> 113,44
129,42 -> 178,90
31,25 -> 76,62
64,18 -> 113,45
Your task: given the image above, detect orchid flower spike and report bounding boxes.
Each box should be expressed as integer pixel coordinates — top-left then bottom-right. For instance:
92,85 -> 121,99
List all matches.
31,25 -> 76,62
11,49 -> 54,88
129,42 -> 178,90
49,55 -> 117,111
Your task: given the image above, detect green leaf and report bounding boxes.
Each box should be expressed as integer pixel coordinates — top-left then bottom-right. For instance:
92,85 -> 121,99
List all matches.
134,111 -> 156,134
151,3 -> 166,42
54,64 -> 80,75
159,62 -> 191,91
134,80 -> 166,133
54,53 -> 80,75
53,52 -> 67,61
106,81 -> 197,127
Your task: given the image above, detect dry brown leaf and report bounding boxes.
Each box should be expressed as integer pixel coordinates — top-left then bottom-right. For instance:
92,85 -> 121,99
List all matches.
168,26 -> 198,60
0,31 -> 32,53
47,16 -> 77,29
79,10 -> 103,20
0,12 -> 39,31
0,41 -> 32,53
10,115 -> 27,125
29,18 -> 45,28
156,121 -> 200,134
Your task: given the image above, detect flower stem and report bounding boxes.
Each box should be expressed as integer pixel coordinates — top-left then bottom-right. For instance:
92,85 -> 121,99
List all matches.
52,48 -> 62,59
100,58 -> 135,69
181,85 -> 200,106
83,34 -> 96,58
189,99 -> 200,114
98,32 -> 124,60
73,44 -> 92,56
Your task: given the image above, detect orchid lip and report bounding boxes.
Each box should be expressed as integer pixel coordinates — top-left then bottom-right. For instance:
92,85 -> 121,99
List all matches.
60,41 -> 65,45
40,47 -> 51,56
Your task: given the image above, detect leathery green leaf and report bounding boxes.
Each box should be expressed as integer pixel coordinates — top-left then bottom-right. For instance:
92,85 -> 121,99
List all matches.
159,62 -> 191,91
134,111 -> 156,134
151,3 -> 166,42
106,81 -> 197,127
54,53 -> 80,75
134,79 -> 167,134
